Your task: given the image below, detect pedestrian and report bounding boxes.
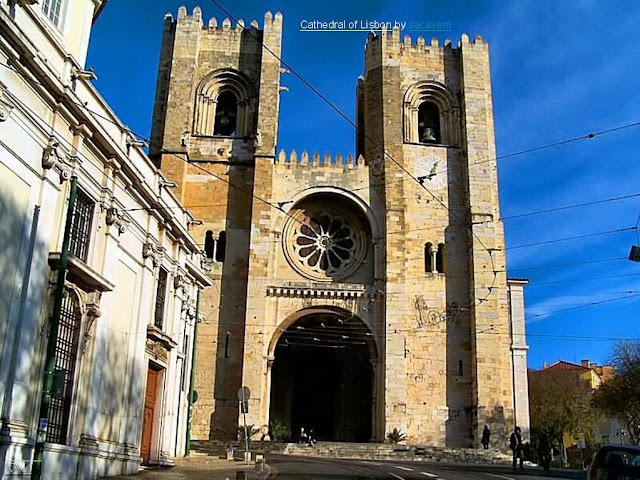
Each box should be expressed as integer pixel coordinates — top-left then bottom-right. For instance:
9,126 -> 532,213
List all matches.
307,429 -> 316,446
481,425 -> 491,449
298,427 -> 308,444
509,426 -> 524,469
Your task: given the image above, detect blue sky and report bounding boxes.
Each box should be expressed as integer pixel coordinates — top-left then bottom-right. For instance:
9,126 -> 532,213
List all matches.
87,0 -> 640,369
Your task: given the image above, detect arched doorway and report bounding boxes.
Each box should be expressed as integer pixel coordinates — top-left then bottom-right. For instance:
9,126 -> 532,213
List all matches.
269,310 -> 376,442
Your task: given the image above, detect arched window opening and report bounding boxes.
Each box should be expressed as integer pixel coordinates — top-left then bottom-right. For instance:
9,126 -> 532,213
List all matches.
418,102 -> 441,144
215,231 -> 227,262
436,243 -> 445,274
204,230 -> 215,259
425,242 -> 433,273
404,81 -> 459,146
213,91 -> 238,136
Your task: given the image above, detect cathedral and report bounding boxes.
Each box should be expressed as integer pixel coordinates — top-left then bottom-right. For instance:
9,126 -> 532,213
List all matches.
150,6 -> 530,448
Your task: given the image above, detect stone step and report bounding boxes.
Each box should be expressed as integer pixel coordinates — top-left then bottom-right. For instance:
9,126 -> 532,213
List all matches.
190,440 -> 512,465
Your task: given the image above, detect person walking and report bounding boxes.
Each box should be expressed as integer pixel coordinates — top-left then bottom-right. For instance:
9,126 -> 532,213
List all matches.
481,425 -> 491,449
509,426 -> 524,469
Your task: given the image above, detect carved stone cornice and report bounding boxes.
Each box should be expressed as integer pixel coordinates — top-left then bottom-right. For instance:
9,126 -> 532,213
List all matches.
0,83 -> 14,122
105,207 -> 130,235
182,296 -> 196,319
145,339 -> 168,363
142,242 -> 163,268
82,293 -> 102,354
41,137 -> 71,183
173,272 -> 186,291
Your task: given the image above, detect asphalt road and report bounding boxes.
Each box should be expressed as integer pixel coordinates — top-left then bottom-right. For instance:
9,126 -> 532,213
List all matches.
266,455 -> 588,480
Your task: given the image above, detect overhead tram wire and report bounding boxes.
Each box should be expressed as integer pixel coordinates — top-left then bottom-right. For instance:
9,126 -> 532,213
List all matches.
3,60 -> 640,215
203,0 -> 504,304
527,292 -> 640,319
8,76 -> 639,348
0,79 -> 323,239
4,56 -> 640,233
203,0 -> 640,305
505,226 -> 637,250
9,101 -> 635,292
7,33 -> 640,308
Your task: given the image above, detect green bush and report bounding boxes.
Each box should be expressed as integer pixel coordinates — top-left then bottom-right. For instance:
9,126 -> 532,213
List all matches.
269,420 -> 291,442
237,424 -> 260,440
387,428 -> 406,444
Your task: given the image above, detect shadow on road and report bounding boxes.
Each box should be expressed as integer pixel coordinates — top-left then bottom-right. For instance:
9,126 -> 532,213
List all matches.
435,463 -> 587,479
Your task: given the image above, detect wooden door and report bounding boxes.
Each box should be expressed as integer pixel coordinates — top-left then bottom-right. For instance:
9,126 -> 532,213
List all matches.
141,367 -> 160,464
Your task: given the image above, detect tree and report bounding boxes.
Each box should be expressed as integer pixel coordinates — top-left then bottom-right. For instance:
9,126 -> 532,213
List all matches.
593,342 -> 640,445
529,368 -> 600,463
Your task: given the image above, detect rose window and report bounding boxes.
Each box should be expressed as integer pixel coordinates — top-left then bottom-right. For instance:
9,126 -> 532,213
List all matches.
283,203 -> 368,281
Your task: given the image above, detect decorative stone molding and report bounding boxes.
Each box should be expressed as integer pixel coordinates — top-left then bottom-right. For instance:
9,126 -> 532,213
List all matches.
41,137 -> 71,183
99,187 -> 113,211
0,83 -> 14,122
82,294 -> 102,354
124,443 -> 140,456
8,0 -> 39,7
145,339 -> 168,363
79,434 -> 99,450
125,135 -> 148,156
183,297 -> 196,319
266,286 -> 368,299
199,252 -> 212,272
142,242 -> 163,268
105,207 -> 130,234
173,272 -> 186,291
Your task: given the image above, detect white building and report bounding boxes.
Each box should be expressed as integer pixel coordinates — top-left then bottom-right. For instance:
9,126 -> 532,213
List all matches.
0,1 -> 212,478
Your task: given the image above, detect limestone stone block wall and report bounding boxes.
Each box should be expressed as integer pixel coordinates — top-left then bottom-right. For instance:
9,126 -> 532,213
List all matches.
360,29 -> 514,446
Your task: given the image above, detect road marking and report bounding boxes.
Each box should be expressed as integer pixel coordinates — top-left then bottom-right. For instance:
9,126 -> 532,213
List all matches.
420,473 -> 438,478
361,460 -> 383,465
486,474 -> 516,480
394,465 -> 414,471
388,473 -> 406,480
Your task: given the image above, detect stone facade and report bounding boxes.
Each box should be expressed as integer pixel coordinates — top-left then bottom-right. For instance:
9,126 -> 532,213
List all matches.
0,1 -> 212,478
151,8 -> 529,448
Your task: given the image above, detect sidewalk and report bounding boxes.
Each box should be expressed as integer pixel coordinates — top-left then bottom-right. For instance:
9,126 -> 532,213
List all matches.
101,455 -> 270,480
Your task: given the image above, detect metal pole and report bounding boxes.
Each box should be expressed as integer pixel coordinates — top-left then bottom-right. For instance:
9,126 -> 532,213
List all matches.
242,389 -> 249,465
31,176 -> 78,480
184,288 -> 200,456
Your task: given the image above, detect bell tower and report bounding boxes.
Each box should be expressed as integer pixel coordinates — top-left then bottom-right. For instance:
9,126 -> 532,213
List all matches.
358,28 -> 512,446
149,6 -> 283,438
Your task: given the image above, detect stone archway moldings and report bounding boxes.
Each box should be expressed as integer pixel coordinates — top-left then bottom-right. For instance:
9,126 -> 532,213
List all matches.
266,305 -> 379,359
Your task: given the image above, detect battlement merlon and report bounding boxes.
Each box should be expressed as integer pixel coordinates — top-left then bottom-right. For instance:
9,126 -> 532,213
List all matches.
274,150 -> 366,168
170,6 -> 282,34
365,30 -> 488,56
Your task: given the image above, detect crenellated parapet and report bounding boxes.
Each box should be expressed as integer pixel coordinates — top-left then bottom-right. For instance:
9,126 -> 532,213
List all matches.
365,29 -> 488,60
170,5 -> 282,35
274,149 -> 366,169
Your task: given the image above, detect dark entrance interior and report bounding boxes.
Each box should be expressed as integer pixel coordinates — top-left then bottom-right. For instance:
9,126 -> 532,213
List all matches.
269,312 -> 374,442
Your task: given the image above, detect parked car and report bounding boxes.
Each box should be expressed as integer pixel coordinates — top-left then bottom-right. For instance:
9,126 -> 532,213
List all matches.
587,444 -> 640,480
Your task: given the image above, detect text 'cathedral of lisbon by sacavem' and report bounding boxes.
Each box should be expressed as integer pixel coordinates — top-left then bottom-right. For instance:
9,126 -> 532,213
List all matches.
150,6 -> 530,448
